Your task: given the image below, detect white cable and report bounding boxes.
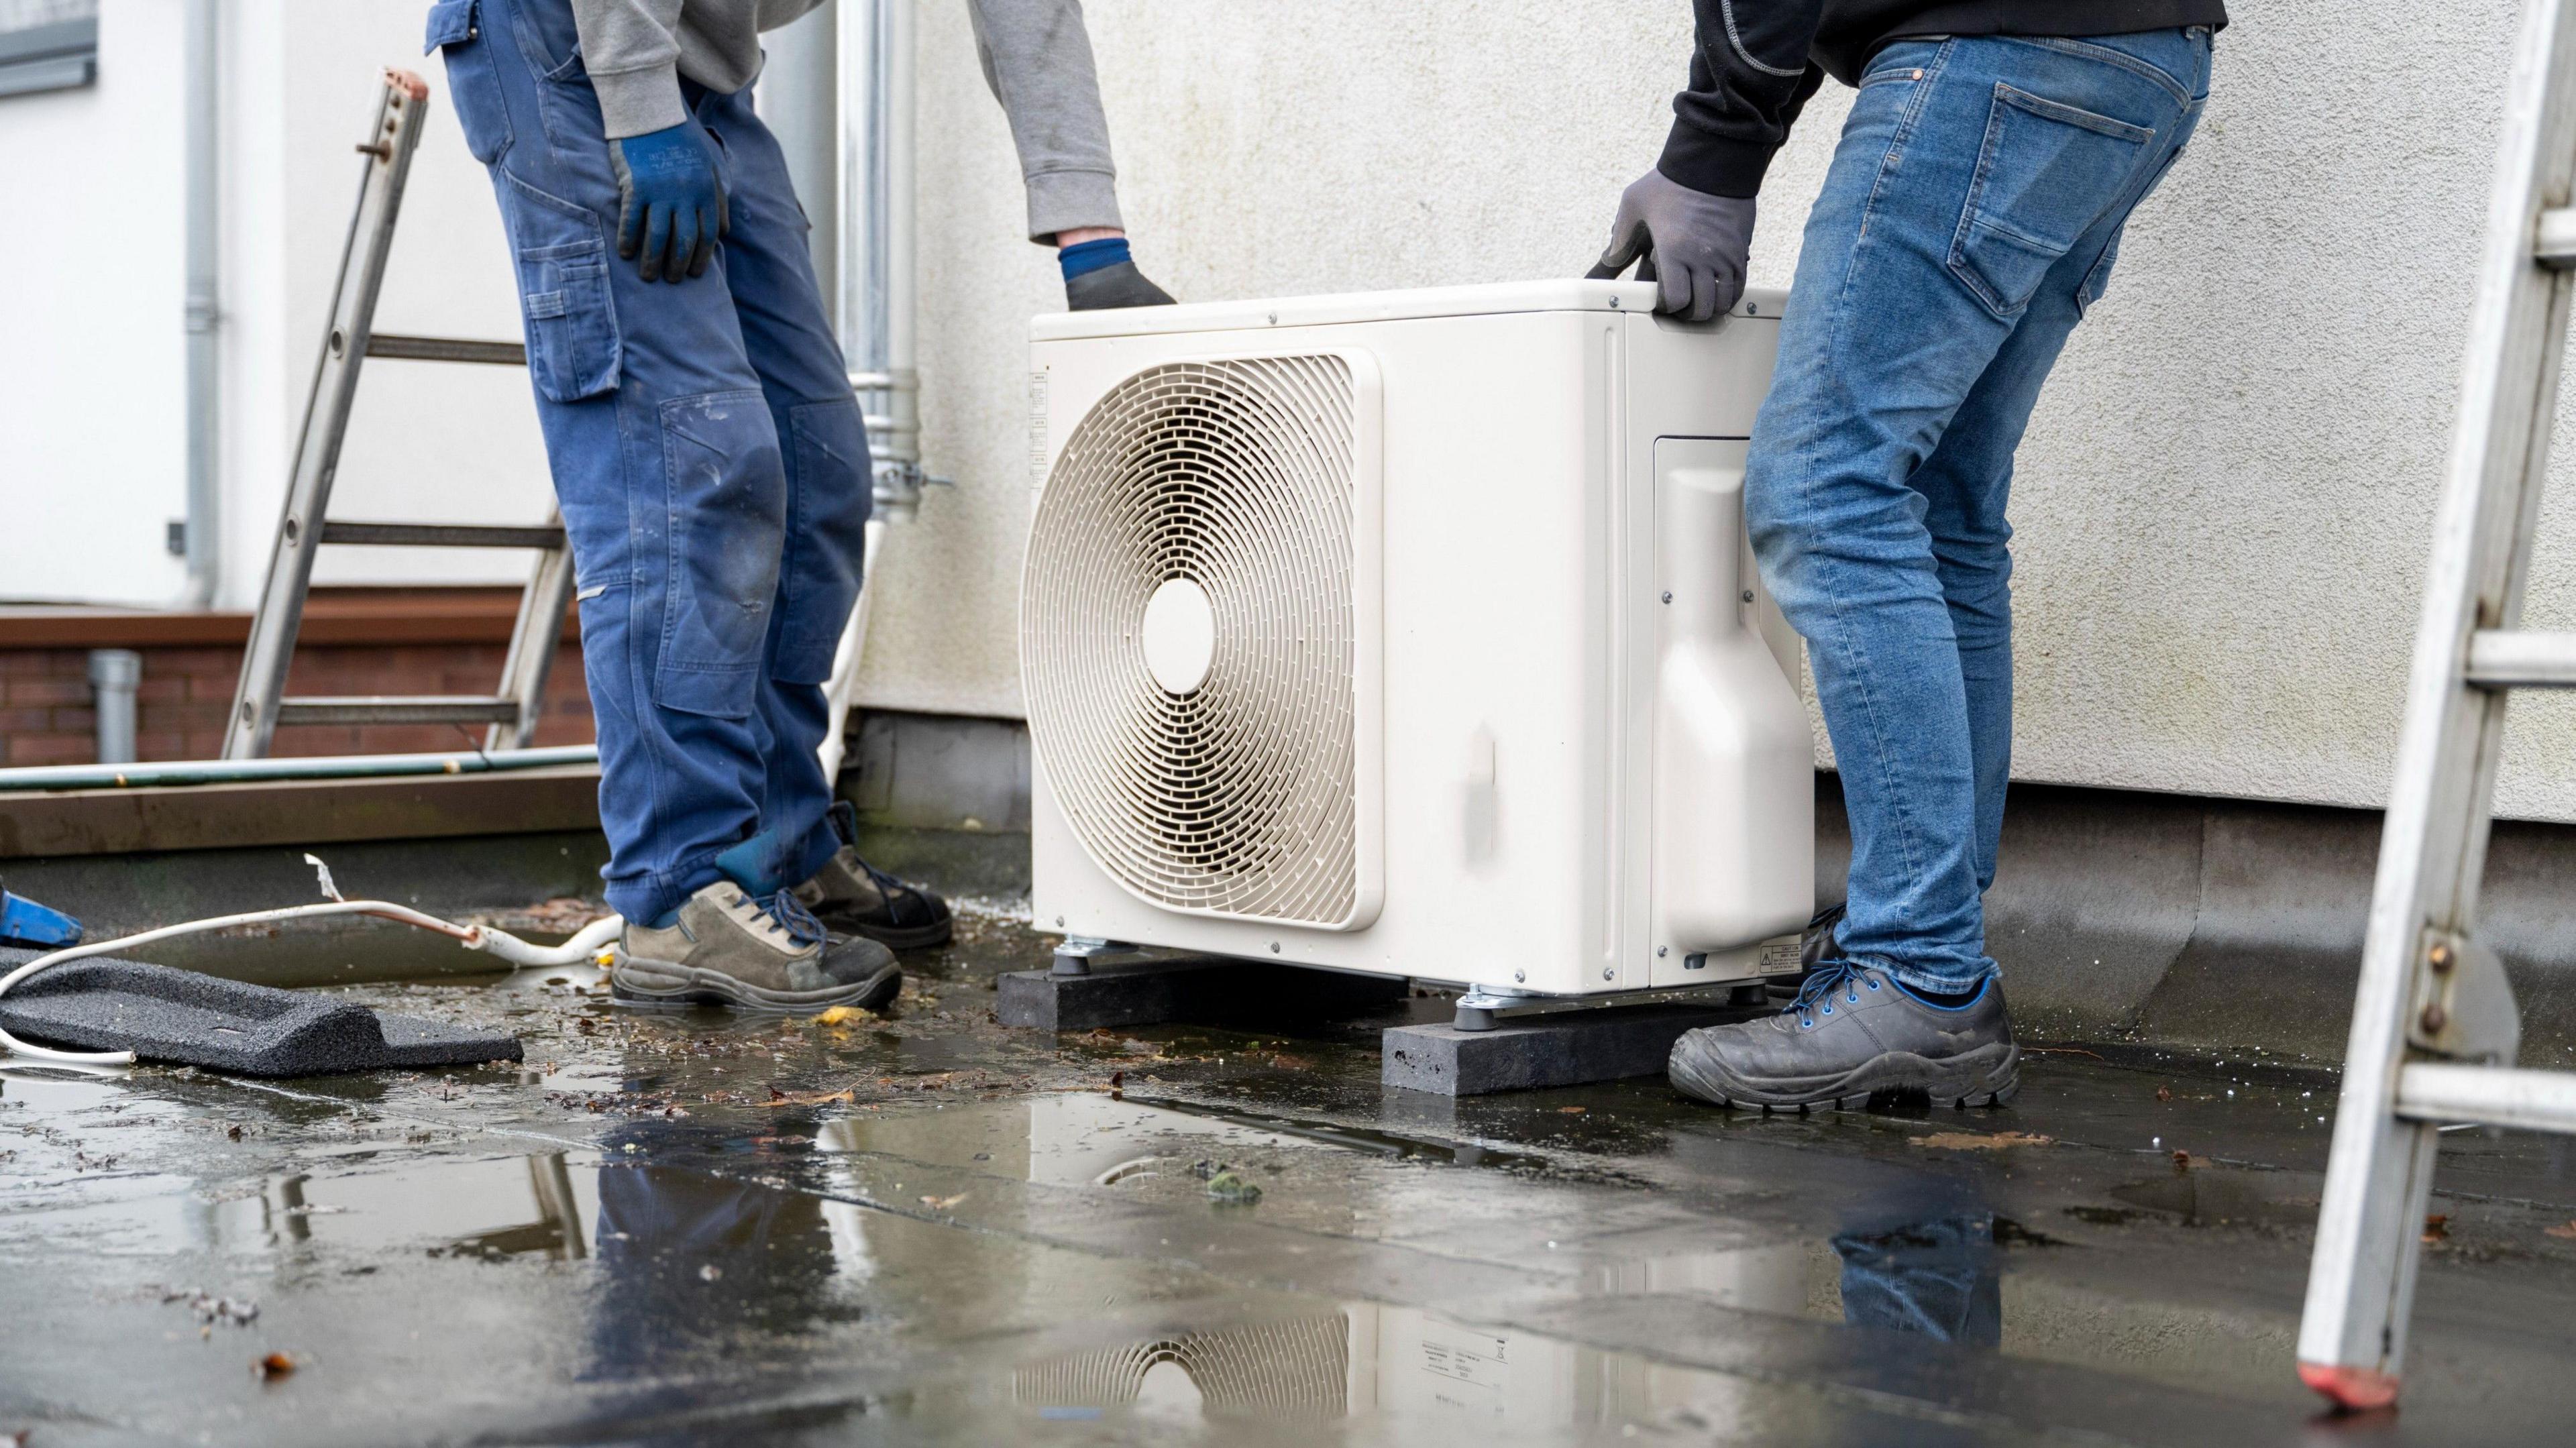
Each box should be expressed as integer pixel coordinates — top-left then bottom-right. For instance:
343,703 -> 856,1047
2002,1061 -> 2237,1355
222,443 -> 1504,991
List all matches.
0,899 -> 626,1068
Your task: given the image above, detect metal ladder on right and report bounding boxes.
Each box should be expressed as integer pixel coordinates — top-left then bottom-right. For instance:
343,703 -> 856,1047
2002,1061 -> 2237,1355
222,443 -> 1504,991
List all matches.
2298,0 -> 2576,1410
222,68 -> 572,760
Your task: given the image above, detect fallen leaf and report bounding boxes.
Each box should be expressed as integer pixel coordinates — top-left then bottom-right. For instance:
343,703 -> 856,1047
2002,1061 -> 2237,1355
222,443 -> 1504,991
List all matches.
920,1192 -> 969,1210
254,1351 -> 296,1380
1912,1131 -> 2053,1151
2172,1150 -> 2193,1170
2544,1221 -> 2576,1240
765,1087 -> 855,1107
1558,1106 -> 1587,1115
2422,1214 -> 2450,1243
227,1124 -> 244,1141
813,1005 -> 873,1026
2155,1086 -> 2172,1103
1205,1170 -> 1263,1205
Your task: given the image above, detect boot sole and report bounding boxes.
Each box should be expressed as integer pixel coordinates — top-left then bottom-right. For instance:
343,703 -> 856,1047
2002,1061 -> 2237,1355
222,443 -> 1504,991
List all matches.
607,952 -> 902,1014
1668,1038 -> 2021,1113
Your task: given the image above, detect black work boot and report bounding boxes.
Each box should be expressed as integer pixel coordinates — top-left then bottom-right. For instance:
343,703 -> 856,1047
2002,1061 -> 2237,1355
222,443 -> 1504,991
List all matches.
1768,901 -> 1847,1001
1670,961 -> 2019,1112
789,803 -> 954,950
613,883 -> 900,1013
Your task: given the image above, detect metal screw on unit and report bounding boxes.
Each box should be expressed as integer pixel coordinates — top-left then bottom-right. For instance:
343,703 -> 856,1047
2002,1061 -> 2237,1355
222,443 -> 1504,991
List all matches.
2420,1003 -> 2449,1034
1055,916 -> 1065,927
1513,970 -> 1525,983
1660,591 -> 1672,604
1746,302 -> 1760,315
1601,967 -> 1614,981
1270,942 -> 1281,954
1267,313 -> 1278,325
2428,942 -> 2456,974
1741,590 -> 1755,604
1656,946 -> 1668,957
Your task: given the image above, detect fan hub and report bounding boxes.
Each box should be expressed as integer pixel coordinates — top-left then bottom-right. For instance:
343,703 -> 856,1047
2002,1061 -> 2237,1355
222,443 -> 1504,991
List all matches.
1140,577 -> 1217,695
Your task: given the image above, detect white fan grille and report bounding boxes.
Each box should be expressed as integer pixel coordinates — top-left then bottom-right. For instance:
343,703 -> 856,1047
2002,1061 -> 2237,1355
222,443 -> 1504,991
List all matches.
1024,355 -> 1360,925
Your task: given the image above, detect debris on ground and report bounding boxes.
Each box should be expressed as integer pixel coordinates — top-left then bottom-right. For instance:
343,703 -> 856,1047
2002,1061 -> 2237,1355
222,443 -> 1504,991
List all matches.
2546,1221 -> 2576,1240
2424,1214 -> 2451,1243
812,1005 -> 873,1026
1912,1131 -> 2053,1151
1205,1169 -> 1263,1205
254,1351 -> 296,1380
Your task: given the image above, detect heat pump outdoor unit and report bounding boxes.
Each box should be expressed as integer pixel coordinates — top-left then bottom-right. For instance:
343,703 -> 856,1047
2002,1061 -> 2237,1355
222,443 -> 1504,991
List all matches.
1022,279 -> 1812,1000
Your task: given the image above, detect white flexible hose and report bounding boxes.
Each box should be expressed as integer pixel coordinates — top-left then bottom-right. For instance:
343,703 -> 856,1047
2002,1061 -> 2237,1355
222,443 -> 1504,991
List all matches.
0,894 -> 626,1068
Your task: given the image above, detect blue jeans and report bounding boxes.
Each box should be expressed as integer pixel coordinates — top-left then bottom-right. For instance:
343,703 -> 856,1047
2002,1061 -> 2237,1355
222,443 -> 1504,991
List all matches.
1746,30 -> 2211,993
428,0 -> 867,924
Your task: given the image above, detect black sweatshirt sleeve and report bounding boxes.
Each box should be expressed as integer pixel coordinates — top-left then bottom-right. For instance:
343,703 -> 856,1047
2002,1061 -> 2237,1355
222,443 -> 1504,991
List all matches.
1658,0 -> 1829,198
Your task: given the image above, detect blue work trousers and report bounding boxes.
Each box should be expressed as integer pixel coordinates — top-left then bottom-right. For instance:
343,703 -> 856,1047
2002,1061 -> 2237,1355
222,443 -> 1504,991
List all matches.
1746,30 -> 2212,993
429,0 -> 866,924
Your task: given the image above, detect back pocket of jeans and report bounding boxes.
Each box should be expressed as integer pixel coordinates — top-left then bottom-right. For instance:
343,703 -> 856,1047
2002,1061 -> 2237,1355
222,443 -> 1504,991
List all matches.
1947,83 -> 2151,320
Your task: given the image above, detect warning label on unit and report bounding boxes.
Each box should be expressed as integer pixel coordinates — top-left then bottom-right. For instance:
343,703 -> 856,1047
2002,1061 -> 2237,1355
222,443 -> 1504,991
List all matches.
1027,370 -> 1050,489
1756,932 -> 1803,975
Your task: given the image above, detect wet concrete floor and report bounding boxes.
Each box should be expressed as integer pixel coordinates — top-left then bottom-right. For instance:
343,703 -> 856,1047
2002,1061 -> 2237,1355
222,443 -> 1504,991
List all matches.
6,907 -> 2576,1445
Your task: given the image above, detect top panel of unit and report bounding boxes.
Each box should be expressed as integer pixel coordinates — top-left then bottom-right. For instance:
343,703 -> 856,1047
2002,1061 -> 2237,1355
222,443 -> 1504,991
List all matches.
1031,279 -> 1788,342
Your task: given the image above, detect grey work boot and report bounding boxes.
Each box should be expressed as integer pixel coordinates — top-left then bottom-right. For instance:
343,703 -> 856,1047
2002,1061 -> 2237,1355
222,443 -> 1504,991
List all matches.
613,882 -> 900,1012
1670,961 -> 2019,1112
790,803 -> 954,950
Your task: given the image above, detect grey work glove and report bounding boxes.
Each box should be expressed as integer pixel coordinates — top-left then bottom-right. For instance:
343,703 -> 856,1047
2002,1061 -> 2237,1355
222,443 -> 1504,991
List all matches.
1593,168 -> 1756,323
1065,260 -> 1177,311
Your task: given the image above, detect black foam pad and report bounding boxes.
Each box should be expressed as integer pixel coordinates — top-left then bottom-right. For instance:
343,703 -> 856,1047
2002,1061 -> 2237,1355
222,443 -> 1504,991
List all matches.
0,950 -> 521,1076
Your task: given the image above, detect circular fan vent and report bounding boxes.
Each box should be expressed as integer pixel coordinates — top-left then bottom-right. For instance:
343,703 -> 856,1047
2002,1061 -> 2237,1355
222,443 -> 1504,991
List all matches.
1024,355 -> 1362,926
1014,1314 -> 1353,1419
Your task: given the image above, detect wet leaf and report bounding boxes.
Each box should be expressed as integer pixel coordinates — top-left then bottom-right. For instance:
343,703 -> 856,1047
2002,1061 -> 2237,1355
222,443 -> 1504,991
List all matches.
227,1124 -> 243,1141
1912,1131 -> 2053,1151
2422,1214 -> 2449,1243
254,1351 -> 296,1380
919,1192 -> 969,1210
813,1005 -> 873,1025
2544,1221 -> 2576,1240
1558,1106 -> 1587,1115
2155,1086 -> 2172,1103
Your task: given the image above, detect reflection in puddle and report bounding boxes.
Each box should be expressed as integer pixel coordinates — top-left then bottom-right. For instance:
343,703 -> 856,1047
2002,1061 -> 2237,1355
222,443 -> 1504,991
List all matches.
1831,1215 -> 2001,1346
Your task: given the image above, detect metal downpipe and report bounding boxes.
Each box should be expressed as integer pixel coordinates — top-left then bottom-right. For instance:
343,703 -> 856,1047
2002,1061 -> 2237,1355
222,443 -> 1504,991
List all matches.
176,0 -> 221,609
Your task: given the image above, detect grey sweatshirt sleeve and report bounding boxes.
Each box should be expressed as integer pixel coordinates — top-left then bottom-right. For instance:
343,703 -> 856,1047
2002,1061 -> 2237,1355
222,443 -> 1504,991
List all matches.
571,0 -> 690,139
965,0 -> 1124,241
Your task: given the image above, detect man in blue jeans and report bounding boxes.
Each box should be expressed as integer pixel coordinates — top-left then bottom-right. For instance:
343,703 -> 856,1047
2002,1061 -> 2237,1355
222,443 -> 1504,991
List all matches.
1598,3 -> 2220,1109
427,0 -> 1170,1010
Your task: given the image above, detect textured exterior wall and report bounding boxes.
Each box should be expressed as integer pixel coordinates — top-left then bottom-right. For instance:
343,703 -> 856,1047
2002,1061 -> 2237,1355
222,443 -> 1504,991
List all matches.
876,1 -> 2576,822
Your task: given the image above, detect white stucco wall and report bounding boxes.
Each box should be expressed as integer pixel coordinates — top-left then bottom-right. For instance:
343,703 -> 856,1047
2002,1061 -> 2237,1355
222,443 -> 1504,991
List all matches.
15,3 -> 2576,824
881,0 -> 2576,823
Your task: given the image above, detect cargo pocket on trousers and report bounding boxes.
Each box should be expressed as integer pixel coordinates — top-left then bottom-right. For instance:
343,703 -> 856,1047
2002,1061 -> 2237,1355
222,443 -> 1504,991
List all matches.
515,237 -> 621,402
1947,83 -> 2151,321
772,398 -> 873,685
654,390 -> 786,719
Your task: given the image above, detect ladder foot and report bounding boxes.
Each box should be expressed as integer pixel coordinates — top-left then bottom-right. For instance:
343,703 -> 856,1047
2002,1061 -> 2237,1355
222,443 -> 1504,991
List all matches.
2298,1361 -> 2400,1412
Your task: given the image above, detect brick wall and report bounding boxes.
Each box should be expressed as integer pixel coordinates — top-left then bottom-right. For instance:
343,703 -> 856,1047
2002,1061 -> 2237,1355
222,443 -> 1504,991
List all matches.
0,590 -> 594,767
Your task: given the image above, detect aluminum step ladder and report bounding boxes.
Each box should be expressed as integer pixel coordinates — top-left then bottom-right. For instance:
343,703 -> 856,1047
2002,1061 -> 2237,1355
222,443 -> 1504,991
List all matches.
2298,0 -> 2576,1410
223,69 -> 573,759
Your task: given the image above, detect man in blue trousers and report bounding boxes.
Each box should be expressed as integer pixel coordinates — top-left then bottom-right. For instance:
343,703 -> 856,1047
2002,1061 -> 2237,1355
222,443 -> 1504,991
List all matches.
429,0 -> 1168,1009
1601,2 -> 2222,1109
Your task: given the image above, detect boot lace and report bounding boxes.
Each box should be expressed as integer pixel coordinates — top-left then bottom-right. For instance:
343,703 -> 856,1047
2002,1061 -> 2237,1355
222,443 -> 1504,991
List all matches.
1786,959 -> 1878,1029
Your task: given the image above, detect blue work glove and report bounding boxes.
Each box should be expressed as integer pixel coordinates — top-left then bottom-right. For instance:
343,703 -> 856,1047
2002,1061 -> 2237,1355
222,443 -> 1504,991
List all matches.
609,121 -> 729,283
1592,168 -> 1757,323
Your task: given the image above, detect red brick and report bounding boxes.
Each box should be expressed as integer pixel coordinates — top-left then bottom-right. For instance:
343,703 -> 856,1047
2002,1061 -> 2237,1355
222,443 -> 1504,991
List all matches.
7,734 -> 91,766
50,707 -> 97,733
0,651 -> 73,677
134,674 -> 188,704
6,678 -> 89,708
0,706 -> 50,733
134,730 -> 187,761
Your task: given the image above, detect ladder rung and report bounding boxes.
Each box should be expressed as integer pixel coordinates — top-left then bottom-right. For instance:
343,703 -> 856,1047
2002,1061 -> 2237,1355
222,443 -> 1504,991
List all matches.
365,333 -> 527,366
274,696 -> 521,726
318,521 -> 566,549
2537,207 -> 2576,269
2463,629 -> 2576,687
2396,1062 -> 2576,1133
